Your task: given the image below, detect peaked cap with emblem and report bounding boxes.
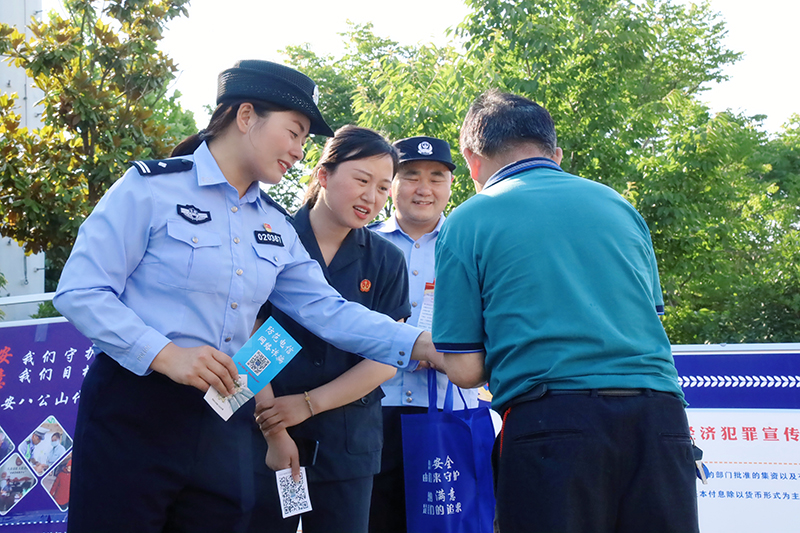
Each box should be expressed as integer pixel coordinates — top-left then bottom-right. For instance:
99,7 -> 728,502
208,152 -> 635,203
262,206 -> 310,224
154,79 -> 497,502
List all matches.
217,60 -> 334,137
393,136 -> 456,171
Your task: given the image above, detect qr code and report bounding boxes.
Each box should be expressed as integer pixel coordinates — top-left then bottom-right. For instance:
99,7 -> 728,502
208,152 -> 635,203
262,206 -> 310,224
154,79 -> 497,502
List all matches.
278,469 -> 311,517
246,350 -> 270,376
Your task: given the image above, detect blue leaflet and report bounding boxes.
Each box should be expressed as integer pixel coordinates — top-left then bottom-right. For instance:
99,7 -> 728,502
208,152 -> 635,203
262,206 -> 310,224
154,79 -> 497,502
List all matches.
232,316 -> 302,395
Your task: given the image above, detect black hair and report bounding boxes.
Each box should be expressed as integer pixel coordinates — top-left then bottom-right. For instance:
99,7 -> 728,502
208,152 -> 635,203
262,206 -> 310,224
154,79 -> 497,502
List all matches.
171,100 -> 290,157
460,89 -> 557,158
303,125 -> 399,208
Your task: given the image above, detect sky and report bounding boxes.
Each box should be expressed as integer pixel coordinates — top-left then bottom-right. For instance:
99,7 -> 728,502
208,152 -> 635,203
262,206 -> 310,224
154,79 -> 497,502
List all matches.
40,0 -> 799,134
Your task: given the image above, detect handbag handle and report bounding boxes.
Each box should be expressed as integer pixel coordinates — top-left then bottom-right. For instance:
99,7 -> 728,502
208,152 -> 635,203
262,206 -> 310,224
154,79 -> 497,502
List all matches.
427,368 -> 468,413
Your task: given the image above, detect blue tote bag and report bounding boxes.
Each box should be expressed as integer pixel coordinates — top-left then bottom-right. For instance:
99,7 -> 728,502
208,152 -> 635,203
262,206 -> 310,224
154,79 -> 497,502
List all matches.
402,370 -> 496,533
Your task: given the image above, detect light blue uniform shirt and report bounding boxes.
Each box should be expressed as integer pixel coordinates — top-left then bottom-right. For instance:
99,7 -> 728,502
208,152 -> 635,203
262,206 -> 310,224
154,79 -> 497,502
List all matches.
372,214 -> 479,410
54,142 -> 421,376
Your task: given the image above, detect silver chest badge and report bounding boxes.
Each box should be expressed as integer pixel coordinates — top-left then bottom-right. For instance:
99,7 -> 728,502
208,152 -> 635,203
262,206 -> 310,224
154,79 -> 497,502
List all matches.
177,204 -> 212,224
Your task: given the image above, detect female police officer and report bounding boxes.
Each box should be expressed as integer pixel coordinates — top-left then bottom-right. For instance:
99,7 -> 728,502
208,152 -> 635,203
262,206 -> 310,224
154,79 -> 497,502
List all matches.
53,60 -> 437,533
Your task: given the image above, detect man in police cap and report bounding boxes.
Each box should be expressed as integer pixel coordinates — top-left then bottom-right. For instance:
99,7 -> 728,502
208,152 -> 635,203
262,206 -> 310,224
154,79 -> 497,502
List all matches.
432,90 -> 699,533
369,136 -> 481,533
20,429 -> 45,463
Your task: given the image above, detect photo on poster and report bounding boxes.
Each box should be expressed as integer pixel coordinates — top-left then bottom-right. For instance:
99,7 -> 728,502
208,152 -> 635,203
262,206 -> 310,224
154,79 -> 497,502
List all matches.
41,452 -> 72,511
0,453 -> 38,515
0,425 -> 15,465
205,374 -> 256,421
19,416 -> 73,477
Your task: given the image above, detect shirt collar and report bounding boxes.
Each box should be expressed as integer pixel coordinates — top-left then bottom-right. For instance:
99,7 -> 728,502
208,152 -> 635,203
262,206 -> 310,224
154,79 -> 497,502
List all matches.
192,141 -> 228,187
292,203 -> 313,239
483,157 -> 563,190
193,141 -> 261,204
377,212 -> 445,241
293,204 -> 366,273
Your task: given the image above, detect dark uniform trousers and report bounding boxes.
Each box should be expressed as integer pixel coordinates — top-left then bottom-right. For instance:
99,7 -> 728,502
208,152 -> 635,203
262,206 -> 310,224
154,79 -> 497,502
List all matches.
368,405 -> 427,533
247,388 -> 385,533
68,353 -> 258,533
493,389 -> 699,533
249,468 -> 374,533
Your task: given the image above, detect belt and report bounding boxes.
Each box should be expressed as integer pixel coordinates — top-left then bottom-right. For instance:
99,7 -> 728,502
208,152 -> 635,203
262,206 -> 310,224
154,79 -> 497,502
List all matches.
499,383 -> 662,414
549,388 -> 647,397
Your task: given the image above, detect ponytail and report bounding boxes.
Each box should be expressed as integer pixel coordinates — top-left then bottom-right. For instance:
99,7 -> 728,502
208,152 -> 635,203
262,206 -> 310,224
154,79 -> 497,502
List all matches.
170,101 -> 290,157
303,176 -> 323,208
171,130 -> 211,157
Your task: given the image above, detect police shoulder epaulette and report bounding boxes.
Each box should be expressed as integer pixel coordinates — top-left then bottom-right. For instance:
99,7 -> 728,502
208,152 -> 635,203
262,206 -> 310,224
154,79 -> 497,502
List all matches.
130,158 -> 194,176
259,190 -> 291,218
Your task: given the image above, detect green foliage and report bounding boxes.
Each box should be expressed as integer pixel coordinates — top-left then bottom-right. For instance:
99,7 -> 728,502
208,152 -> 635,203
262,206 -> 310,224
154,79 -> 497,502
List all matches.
626,95 -> 800,342
280,23 -> 491,211
452,0 -> 800,343
267,23 -> 417,211
456,0 -> 741,188
7,1 -> 793,342
352,43 -> 493,210
0,271 -> 6,319
31,300 -> 61,319
277,1 -> 800,343
761,114 -> 800,203
0,0 -> 196,275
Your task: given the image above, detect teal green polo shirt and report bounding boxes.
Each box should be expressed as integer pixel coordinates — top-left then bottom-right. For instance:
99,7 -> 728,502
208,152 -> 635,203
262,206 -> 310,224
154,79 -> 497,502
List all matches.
432,158 -> 683,409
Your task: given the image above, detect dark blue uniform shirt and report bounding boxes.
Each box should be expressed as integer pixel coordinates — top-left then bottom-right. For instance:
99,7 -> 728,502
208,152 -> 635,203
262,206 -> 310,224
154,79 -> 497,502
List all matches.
259,204 -> 411,481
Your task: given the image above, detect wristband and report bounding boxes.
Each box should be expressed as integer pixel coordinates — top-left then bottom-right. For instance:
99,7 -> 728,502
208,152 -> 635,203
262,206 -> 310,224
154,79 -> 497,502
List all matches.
304,391 -> 315,417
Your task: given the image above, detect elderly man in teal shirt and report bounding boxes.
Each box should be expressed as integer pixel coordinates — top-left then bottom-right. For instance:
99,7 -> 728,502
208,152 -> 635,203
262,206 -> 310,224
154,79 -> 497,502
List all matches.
433,90 -> 698,533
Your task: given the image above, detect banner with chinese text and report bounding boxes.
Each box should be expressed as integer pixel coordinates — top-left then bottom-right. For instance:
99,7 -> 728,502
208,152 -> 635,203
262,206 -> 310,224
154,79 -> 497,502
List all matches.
674,345 -> 800,533
0,319 -> 92,532
1,320 -> 799,532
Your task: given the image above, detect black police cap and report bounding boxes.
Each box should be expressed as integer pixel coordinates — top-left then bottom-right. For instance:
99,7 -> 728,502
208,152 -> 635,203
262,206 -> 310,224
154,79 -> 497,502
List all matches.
393,136 -> 456,171
217,60 -> 335,137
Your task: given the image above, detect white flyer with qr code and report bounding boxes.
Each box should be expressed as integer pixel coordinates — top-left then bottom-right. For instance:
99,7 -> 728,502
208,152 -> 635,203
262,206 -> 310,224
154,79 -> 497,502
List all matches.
276,467 -> 312,518
204,316 -> 302,419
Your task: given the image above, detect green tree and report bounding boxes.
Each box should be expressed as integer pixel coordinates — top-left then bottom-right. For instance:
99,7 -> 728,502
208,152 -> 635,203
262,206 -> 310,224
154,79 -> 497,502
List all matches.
0,0 -> 196,278
623,94 -> 800,342
0,271 -> 6,319
353,42 -> 494,210
278,24 -> 491,212
266,23 -> 416,210
760,114 -> 800,206
275,1 -> 800,343
457,0 -> 741,188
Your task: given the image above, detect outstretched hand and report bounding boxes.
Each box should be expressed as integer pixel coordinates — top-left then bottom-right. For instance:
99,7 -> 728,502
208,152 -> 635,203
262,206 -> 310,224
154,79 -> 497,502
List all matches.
410,331 -> 446,370
150,343 -> 238,395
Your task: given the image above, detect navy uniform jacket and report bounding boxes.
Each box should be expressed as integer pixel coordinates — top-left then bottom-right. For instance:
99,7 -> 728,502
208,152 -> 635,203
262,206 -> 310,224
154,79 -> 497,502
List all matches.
259,204 -> 411,482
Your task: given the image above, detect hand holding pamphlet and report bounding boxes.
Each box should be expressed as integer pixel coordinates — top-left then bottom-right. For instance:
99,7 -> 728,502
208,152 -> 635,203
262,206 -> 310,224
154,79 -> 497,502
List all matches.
204,316 -> 302,420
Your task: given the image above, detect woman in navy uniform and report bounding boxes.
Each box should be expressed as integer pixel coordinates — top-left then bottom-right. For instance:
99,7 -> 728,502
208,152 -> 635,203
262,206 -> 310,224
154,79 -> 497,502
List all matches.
53,60 -> 436,533
249,125 -> 408,533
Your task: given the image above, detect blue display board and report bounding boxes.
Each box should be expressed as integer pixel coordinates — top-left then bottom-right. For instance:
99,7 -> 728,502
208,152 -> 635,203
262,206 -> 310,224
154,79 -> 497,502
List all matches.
673,346 -> 800,410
